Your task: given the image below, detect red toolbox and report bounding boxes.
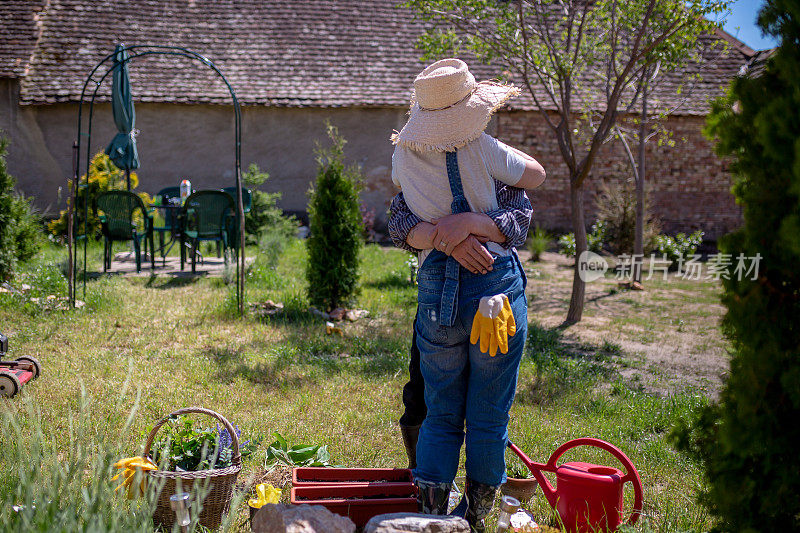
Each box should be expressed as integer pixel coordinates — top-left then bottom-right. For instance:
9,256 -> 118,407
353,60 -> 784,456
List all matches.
290,468 -> 417,527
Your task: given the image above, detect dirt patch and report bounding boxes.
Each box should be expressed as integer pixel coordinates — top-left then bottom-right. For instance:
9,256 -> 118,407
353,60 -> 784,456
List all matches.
520,251 -> 729,396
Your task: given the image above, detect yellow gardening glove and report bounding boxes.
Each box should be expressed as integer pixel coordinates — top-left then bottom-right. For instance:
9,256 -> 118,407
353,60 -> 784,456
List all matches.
470,294 -> 517,357
248,483 -> 282,509
111,456 -> 156,499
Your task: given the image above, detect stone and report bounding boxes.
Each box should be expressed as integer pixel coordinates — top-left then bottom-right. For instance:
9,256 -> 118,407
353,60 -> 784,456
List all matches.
363,513 -> 470,533
251,503 -> 356,533
329,307 -> 346,321
251,299 -> 284,316
345,309 -> 369,321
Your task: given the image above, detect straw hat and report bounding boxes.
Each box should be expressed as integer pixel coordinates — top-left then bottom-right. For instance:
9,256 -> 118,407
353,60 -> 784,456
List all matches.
391,58 -> 520,152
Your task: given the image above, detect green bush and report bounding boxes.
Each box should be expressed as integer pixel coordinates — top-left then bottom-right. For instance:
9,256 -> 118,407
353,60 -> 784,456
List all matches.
558,221 -> 606,257
242,163 -> 297,244
595,178 -> 660,255
48,152 -> 150,240
306,124 -> 363,311
9,194 -> 42,263
672,4 -> 800,529
0,134 -> 43,280
655,230 -> 703,267
527,225 -> 551,261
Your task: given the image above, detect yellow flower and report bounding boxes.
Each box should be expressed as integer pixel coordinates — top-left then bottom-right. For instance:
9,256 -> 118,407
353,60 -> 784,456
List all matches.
248,483 -> 282,508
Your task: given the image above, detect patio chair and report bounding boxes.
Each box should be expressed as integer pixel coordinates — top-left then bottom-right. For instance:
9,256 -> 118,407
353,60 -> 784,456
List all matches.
180,190 -> 235,273
96,190 -> 155,273
222,186 -> 252,214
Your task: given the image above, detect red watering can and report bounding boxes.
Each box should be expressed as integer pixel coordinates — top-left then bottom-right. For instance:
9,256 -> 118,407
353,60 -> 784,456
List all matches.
508,438 -> 643,533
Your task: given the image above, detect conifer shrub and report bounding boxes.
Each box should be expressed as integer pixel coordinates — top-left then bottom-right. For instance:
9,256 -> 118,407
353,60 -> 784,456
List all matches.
305,124 -> 363,311
0,134 -> 42,279
242,163 -> 297,244
672,3 -> 800,529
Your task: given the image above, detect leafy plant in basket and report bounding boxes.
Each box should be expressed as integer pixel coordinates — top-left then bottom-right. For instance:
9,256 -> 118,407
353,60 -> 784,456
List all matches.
264,432 -> 336,470
150,415 -> 260,471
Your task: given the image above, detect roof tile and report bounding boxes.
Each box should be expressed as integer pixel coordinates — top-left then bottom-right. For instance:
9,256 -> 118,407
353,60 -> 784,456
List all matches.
1,0 -> 752,115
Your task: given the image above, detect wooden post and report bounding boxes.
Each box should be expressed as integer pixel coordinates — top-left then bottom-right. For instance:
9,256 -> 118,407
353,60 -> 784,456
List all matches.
67,141 -> 78,307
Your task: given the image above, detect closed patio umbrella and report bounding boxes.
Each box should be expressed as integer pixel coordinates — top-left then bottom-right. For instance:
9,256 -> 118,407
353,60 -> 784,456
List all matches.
104,44 -> 139,190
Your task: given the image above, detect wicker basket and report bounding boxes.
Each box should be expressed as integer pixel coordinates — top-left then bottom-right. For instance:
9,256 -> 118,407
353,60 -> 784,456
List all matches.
144,407 -> 242,530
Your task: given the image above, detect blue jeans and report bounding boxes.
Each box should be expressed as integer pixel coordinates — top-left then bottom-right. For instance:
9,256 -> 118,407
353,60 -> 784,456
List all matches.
412,251 -> 527,487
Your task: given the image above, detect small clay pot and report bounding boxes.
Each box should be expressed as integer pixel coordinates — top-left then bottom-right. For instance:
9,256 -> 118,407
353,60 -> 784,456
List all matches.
502,476 -> 538,504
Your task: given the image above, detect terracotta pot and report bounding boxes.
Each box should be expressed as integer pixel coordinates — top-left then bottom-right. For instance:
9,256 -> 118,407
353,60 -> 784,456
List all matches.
502,476 -> 538,503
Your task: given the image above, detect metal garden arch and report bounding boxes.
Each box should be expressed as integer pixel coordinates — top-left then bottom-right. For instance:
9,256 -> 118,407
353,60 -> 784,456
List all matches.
67,44 -> 246,313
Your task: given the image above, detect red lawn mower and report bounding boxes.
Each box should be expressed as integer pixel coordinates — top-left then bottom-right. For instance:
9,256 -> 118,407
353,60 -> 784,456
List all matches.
0,333 -> 41,398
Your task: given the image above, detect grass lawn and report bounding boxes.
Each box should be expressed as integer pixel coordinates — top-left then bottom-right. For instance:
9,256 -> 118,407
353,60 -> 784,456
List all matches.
0,240 -> 726,532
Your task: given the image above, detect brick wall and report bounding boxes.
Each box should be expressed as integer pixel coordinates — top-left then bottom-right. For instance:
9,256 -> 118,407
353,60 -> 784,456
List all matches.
496,111 -> 742,241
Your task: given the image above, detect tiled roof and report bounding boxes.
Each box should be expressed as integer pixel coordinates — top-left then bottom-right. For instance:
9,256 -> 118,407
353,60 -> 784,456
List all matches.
1,0 -> 752,115
741,47 -> 777,78
0,0 -> 47,78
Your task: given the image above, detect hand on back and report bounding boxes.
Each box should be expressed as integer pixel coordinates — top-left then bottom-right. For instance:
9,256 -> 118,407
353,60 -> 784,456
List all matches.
431,213 -> 475,255
450,236 -> 494,274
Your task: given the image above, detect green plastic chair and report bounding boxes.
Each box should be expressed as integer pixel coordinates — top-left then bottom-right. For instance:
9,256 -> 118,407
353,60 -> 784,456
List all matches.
180,190 -> 235,273
96,190 -> 155,273
222,187 -> 252,213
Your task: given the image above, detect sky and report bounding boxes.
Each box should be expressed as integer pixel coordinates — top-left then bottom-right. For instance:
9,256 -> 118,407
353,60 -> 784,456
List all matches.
722,0 -> 780,50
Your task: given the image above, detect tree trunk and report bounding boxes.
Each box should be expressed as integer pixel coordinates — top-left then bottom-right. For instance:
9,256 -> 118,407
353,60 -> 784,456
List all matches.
566,180 -> 587,323
633,83 -> 647,284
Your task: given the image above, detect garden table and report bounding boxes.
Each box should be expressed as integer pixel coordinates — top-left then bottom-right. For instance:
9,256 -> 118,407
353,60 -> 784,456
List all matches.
151,199 -> 184,265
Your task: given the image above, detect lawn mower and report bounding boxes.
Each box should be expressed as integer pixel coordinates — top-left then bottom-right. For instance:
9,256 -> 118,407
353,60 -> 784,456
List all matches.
0,333 -> 41,398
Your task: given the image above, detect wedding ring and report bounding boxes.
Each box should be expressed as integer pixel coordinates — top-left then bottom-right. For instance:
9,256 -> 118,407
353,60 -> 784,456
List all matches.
440,240 -> 448,248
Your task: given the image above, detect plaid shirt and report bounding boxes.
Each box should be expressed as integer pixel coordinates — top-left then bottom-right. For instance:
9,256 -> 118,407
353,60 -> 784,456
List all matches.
388,179 -> 533,253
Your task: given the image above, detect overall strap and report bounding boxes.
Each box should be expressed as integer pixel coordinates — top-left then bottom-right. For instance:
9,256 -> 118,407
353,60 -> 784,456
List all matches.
446,151 -> 471,215
439,150 -> 469,327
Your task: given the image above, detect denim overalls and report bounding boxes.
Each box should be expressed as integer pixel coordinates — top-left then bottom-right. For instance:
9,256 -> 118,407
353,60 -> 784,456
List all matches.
413,151 -> 528,488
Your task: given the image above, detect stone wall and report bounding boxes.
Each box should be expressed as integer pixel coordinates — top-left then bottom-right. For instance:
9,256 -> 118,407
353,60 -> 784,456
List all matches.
1,91 -> 406,222
496,111 -> 742,240
1,87 -> 741,240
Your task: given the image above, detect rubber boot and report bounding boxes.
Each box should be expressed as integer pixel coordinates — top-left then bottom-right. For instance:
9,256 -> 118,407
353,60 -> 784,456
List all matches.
464,477 -> 497,533
400,423 -> 421,469
415,479 -> 451,515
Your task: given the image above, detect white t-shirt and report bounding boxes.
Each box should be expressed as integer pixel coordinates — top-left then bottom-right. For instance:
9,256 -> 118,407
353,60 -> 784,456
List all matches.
391,133 -> 527,261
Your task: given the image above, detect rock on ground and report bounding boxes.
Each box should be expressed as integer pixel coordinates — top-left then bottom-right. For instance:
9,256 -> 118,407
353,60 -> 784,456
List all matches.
364,513 -> 470,533
251,503 -> 355,533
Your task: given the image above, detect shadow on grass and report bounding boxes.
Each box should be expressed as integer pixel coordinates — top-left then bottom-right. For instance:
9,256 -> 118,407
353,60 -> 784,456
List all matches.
205,327 -> 409,390
144,275 -> 202,290
516,321 -> 624,406
214,353 -> 315,391
361,272 -> 415,291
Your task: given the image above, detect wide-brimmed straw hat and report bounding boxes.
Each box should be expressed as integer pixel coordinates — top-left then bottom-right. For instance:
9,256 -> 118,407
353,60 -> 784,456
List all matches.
391,58 -> 520,152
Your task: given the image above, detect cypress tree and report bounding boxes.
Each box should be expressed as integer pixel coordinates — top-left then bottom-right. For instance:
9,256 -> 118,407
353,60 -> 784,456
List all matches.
0,136 -> 19,279
673,2 -> 800,529
306,124 -> 363,311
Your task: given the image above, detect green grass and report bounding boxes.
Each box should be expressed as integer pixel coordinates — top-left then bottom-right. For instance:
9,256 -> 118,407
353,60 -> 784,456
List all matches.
0,240 -> 719,531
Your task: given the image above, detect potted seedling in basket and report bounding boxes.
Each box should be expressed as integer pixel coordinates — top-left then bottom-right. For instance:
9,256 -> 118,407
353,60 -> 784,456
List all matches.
112,407 -> 260,530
